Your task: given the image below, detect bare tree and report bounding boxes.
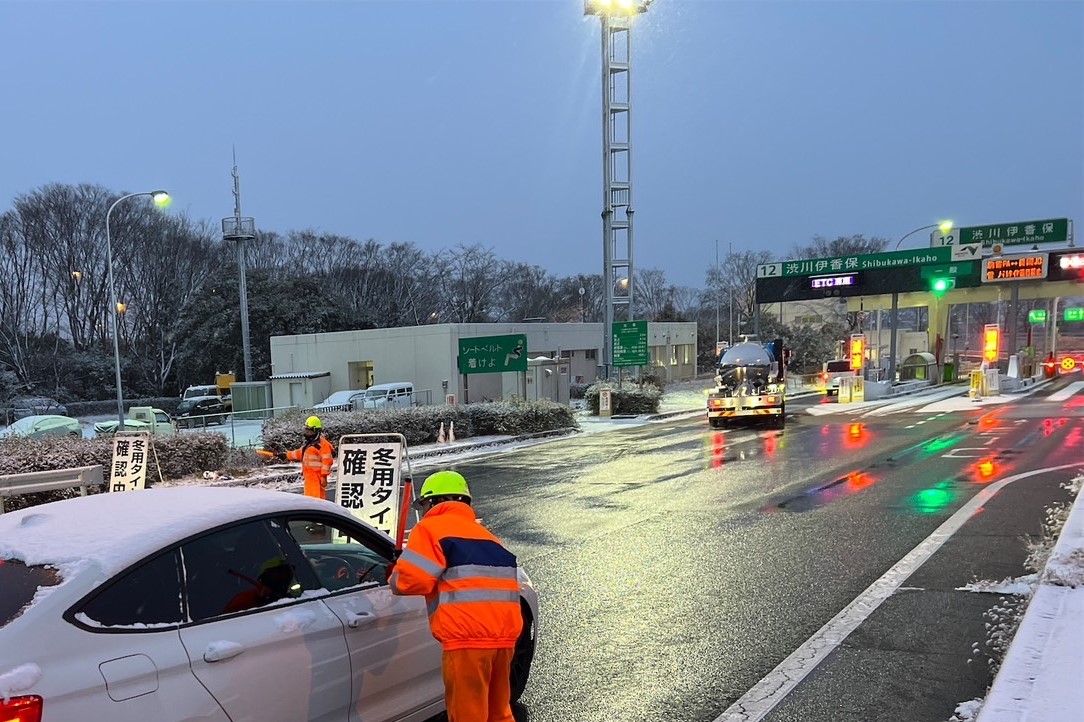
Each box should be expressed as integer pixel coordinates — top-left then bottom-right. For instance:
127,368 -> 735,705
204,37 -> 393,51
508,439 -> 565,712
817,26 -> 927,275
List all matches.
634,268 -> 672,320
436,244 -> 512,323
790,234 -> 889,260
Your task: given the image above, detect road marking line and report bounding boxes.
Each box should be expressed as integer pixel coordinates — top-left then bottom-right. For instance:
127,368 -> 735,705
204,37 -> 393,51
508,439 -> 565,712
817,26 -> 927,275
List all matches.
905,425 -> 915,429
714,461 -> 1084,722
1049,381 -> 1084,402
985,437 -> 998,446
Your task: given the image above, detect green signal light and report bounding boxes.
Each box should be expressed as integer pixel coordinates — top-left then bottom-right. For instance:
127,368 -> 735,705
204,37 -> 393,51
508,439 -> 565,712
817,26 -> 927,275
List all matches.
930,277 -> 954,296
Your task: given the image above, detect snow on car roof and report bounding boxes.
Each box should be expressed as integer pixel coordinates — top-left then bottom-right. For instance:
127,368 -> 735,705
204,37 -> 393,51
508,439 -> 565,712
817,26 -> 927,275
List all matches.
0,487 -> 360,579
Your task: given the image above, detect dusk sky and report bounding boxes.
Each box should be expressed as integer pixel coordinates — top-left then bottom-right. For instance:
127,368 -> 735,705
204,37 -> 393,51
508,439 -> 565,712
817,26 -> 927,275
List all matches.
2,0 -> 1081,288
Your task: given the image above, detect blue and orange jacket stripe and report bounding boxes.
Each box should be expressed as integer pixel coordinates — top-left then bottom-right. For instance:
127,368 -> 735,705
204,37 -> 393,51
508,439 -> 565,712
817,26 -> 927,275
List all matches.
389,501 -> 522,650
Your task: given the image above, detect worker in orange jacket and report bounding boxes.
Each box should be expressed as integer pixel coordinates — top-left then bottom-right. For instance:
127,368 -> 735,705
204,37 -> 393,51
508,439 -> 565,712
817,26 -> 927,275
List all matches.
280,415 -> 334,499
388,470 -> 522,722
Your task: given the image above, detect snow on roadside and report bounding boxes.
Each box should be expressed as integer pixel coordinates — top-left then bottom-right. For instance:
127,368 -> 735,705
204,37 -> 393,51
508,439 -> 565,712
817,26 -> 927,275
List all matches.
957,575 -> 1037,596
949,699 -> 983,722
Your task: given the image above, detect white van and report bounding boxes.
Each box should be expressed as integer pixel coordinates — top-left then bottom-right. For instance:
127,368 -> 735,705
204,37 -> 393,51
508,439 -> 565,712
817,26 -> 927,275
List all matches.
359,382 -> 415,410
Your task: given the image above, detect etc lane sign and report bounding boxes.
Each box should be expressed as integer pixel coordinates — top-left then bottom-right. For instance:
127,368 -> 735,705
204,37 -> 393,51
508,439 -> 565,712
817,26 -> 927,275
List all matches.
756,244 -> 982,279
457,334 -> 527,375
932,218 -> 1071,248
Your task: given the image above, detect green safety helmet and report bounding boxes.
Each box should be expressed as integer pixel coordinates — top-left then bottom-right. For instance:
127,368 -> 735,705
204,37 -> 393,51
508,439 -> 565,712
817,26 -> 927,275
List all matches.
418,470 -> 471,502
305,415 -> 322,430
259,556 -> 291,575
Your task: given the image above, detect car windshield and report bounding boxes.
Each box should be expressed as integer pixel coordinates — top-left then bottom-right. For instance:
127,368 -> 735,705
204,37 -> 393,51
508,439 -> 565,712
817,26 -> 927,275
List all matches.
176,400 -> 196,412
0,558 -> 60,628
316,391 -> 355,406
364,389 -> 390,398
5,416 -> 37,434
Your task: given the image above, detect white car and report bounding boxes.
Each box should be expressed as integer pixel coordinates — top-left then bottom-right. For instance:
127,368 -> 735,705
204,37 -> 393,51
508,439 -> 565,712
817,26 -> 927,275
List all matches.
0,487 -> 538,722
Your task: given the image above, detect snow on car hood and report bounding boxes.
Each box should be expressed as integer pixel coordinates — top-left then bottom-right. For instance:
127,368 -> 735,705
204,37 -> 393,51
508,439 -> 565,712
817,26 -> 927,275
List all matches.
0,487 -> 347,579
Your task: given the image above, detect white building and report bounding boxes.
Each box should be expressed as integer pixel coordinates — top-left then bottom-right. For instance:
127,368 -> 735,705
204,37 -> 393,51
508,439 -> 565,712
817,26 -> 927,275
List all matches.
269,322 -> 698,407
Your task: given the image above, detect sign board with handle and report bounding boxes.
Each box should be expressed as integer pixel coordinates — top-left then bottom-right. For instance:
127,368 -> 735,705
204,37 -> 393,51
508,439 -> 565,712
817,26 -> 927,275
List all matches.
334,433 -> 415,541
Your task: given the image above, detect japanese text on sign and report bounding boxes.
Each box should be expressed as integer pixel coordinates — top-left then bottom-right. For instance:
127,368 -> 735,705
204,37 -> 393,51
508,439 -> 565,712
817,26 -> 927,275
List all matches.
335,441 -> 403,536
981,254 -> 1049,282
458,334 -> 527,375
612,320 -> 649,367
960,219 -> 1069,248
109,434 -> 150,493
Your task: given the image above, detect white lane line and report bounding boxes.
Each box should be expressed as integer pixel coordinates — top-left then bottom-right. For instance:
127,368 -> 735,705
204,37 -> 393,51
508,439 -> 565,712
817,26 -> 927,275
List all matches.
1049,381 -> 1084,402
714,461 -> 1084,722
905,425 -> 916,429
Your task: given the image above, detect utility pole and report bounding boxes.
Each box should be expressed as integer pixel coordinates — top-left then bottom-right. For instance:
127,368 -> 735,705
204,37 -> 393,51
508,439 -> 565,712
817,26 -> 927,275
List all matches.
728,241 -> 733,346
715,240 -> 720,344
222,149 -> 256,382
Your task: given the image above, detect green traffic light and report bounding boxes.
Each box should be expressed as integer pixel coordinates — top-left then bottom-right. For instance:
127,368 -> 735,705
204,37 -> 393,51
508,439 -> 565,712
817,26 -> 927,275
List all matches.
932,278 -> 950,293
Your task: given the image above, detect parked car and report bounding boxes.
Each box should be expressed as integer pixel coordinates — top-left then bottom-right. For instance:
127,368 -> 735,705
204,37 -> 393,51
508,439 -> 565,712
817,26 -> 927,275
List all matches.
0,487 -> 538,721
313,389 -> 366,412
8,396 -> 67,421
359,382 -> 416,410
1,414 -> 82,440
174,396 -> 227,429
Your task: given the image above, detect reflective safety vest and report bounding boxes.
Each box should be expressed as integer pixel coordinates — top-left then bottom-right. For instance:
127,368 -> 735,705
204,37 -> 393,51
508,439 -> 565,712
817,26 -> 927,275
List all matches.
286,436 -> 334,497
389,501 -> 522,650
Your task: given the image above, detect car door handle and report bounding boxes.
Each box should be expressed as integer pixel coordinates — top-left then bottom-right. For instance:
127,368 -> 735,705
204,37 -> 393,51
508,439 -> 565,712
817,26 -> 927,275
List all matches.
346,611 -> 375,629
204,642 -> 246,663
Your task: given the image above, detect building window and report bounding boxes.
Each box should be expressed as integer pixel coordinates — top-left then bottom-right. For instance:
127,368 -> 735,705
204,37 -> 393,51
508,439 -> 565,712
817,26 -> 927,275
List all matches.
585,349 -> 597,360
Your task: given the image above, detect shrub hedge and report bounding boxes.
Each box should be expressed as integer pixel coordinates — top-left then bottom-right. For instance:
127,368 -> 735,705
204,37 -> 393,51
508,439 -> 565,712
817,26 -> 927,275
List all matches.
0,432 -> 229,482
584,383 -> 661,415
262,400 -> 578,452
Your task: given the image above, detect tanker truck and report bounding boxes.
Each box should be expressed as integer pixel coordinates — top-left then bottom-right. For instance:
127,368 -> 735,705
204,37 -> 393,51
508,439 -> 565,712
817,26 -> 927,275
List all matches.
706,336 -> 786,429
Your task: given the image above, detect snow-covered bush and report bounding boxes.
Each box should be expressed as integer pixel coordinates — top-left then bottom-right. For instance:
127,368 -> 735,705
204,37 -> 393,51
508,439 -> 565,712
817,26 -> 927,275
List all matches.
262,400 -> 577,452
0,433 -> 229,482
583,383 -> 661,415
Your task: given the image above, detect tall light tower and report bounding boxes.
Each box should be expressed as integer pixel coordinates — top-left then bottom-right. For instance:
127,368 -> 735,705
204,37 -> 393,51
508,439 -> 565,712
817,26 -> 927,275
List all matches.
586,0 -> 652,378
222,154 -> 257,382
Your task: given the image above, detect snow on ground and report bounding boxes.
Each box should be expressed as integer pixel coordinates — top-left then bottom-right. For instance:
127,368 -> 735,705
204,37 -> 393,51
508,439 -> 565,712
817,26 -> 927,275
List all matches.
804,384 -> 966,416
950,699 -> 984,721
916,379 -> 1055,414
975,471 -> 1084,722
957,575 -> 1038,596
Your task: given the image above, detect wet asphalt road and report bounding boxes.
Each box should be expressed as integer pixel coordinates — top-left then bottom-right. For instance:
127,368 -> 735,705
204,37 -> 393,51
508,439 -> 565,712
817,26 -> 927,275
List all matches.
427,379 -> 1084,722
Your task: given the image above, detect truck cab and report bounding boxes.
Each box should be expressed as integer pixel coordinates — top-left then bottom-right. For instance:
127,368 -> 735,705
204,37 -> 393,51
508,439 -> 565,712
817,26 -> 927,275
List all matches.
93,407 -> 177,437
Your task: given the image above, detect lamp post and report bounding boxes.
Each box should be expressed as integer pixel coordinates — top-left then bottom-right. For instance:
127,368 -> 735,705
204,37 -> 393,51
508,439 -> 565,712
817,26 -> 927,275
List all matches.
105,190 -> 170,428
886,219 -> 953,383
585,0 -> 653,378
894,220 -> 954,250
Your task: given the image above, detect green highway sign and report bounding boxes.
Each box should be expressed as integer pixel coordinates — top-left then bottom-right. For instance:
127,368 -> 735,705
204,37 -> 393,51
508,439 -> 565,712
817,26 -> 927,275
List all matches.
919,262 -> 974,280
757,244 -> 981,279
1028,309 -> 1047,324
612,320 -> 649,367
1066,308 -> 1084,323
956,218 -> 1070,248
457,334 -> 527,375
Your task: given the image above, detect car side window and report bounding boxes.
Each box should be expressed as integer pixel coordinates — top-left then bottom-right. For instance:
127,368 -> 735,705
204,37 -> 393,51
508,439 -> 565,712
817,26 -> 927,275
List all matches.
181,520 -> 316,622
79,550 -> 183,627
281,517 -> 391,593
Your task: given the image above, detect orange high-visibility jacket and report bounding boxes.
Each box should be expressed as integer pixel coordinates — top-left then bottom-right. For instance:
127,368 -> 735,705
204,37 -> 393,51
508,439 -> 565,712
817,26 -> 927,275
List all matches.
389,501 -> 522,651
286,436 -> 334,498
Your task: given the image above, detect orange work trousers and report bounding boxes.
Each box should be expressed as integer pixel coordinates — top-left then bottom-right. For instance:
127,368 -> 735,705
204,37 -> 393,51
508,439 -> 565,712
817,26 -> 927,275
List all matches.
441,647 -> 515,722
303,473 -> 327,500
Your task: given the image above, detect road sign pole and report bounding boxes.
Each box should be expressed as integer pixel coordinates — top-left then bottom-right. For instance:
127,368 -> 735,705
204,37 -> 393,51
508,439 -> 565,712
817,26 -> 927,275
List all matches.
888,292 -> 899,383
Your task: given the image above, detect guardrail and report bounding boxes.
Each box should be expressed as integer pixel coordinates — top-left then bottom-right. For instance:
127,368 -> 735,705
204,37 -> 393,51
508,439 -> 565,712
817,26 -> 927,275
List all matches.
0,465 -> 104,513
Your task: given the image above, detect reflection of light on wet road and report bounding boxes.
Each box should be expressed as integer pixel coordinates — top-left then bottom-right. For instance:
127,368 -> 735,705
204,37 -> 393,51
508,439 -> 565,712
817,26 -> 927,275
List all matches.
908,480 -> 957,514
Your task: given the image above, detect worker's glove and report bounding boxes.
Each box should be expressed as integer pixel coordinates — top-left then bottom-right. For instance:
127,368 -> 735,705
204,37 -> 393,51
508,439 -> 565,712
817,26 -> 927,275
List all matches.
384,562 -> 396,584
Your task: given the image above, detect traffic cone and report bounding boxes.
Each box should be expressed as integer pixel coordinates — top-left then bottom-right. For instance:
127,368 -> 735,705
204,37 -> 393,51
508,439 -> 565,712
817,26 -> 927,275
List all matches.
438,422 -> 446,444
449,421 -> 456,443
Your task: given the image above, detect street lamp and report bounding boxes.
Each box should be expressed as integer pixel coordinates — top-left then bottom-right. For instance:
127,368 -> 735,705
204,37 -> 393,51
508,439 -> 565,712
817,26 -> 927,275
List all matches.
586,0 -> 653,378
886,219 -> 952,383
894,220 -> 954,250
105,190 -> 170,428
